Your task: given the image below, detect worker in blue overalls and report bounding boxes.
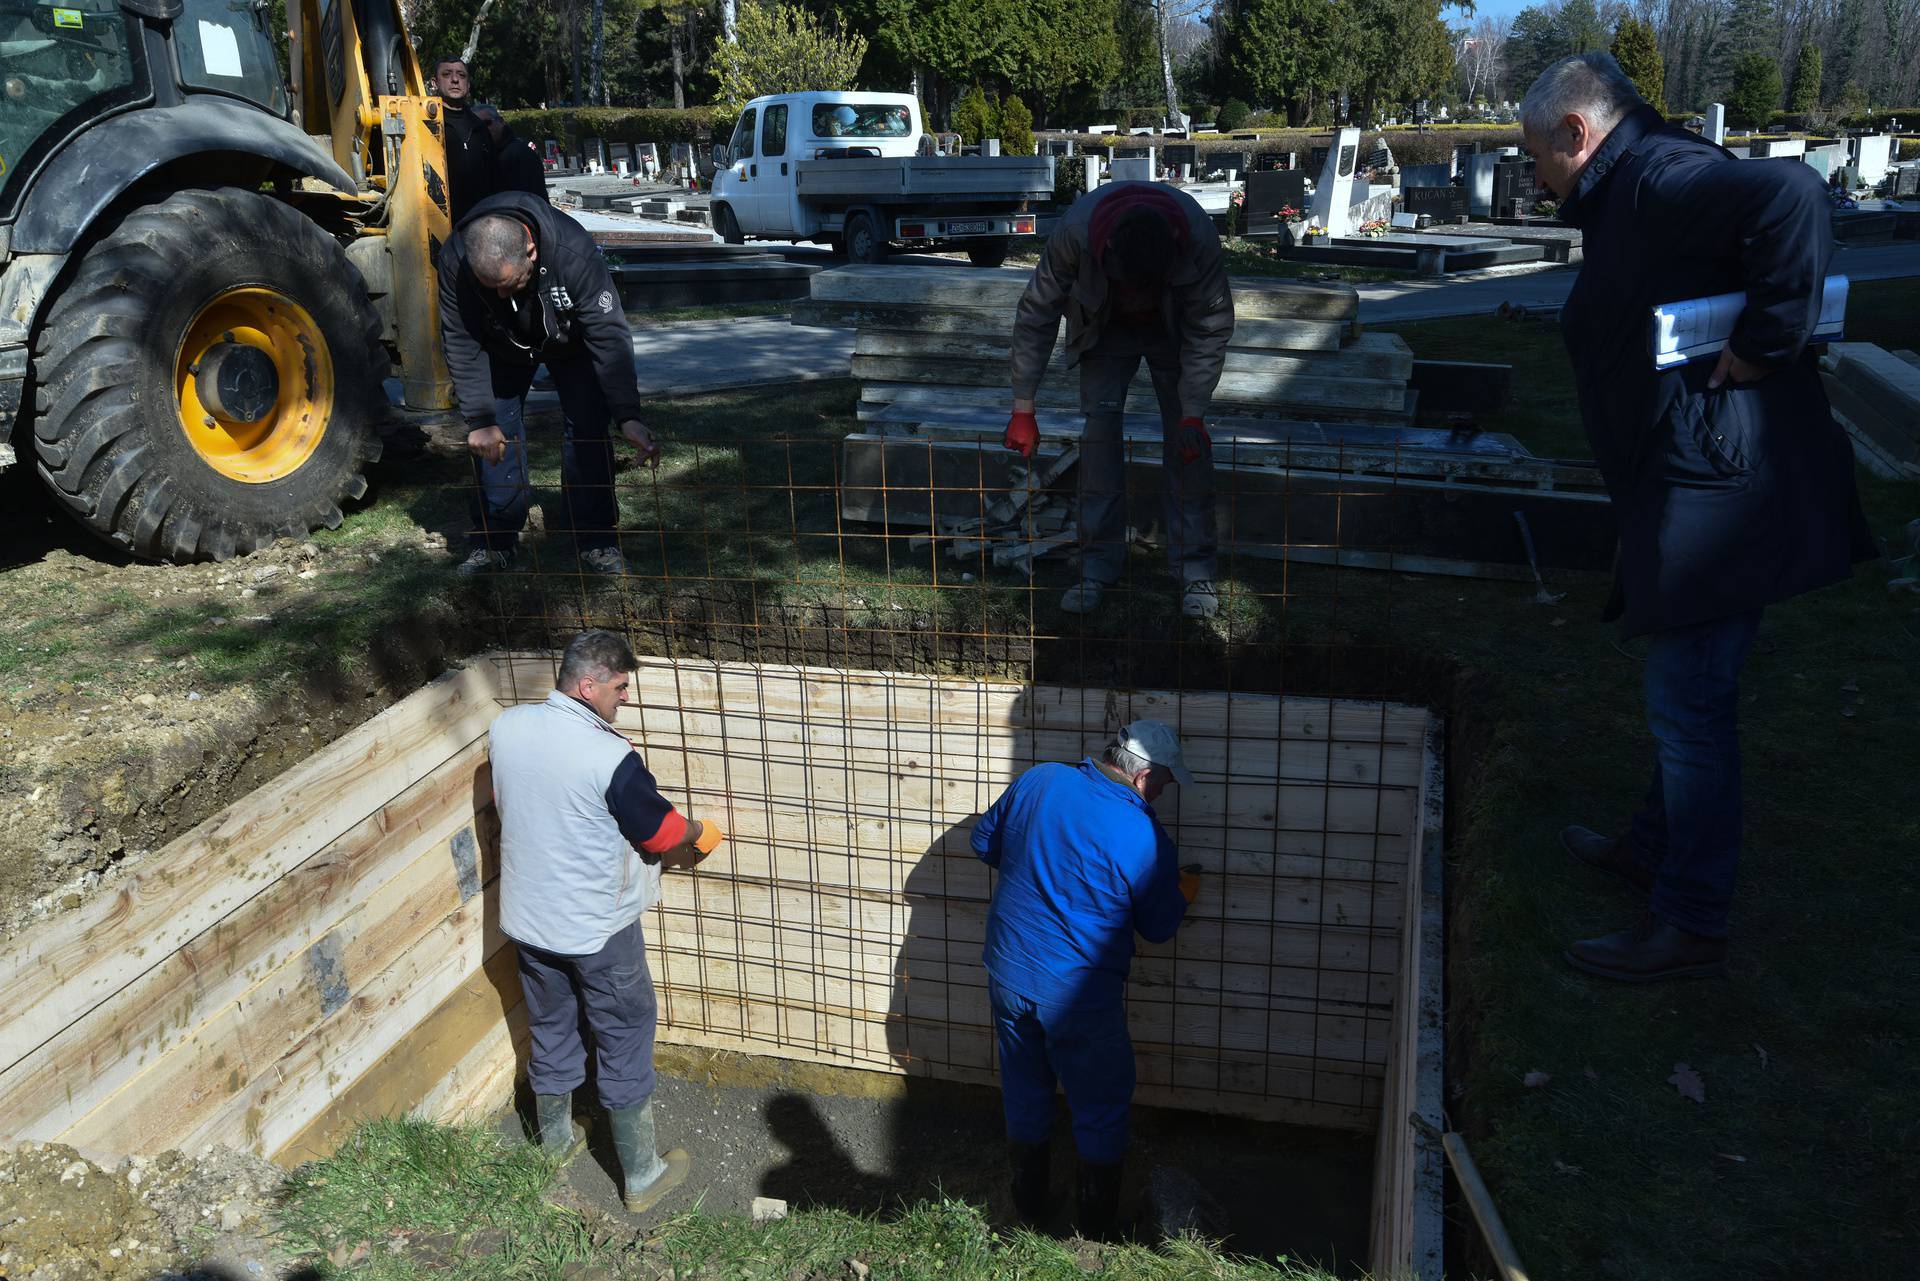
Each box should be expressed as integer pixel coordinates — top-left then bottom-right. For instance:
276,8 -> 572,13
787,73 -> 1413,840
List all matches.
970,720 -> 1201,1236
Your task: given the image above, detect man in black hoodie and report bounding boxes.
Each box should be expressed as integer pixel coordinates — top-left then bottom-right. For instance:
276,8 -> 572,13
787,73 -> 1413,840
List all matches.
439,192 -> 657,575
429,55 -> 547,226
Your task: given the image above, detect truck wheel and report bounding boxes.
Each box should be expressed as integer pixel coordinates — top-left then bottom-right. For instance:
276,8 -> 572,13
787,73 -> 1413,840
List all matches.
714,204 -> 745,245
31,187 -> 386,562
967,239 -> 1011,268
844,212 -> 888,264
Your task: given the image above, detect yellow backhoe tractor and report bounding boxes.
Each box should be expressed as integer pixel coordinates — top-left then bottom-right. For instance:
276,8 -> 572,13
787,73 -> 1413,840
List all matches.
0,0 -> 452,561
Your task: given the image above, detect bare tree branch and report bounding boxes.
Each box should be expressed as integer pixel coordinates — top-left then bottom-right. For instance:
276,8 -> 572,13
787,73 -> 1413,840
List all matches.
461,0 -> 499,66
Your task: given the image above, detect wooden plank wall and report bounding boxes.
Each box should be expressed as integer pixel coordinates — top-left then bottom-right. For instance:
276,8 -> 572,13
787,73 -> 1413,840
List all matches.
1367,717 -> 1448,1279
0,666 -> 516,1166
494,654 -> 1429,1132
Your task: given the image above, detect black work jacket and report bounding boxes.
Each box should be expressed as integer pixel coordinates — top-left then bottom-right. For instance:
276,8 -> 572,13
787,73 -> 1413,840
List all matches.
1558,105 -> 1875,636
438,192 -> 643,431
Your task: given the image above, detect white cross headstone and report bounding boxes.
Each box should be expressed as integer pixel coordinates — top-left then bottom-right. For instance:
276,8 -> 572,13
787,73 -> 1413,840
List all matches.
1705,104 -> 1726,146
1307,127 -> 1361,235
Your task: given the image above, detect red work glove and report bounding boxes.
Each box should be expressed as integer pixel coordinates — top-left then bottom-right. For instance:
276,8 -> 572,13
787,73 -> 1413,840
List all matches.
1004,410 -> 1039,459
1176,417 -> 1211,465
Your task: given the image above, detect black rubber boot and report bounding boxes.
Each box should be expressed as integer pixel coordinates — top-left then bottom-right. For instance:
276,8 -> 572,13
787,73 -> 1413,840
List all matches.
1009,1138 -> 1052,1225
608,1099 -> 690,1215
1075,1158 -> 1123,1240
532,1092 -> 586,1162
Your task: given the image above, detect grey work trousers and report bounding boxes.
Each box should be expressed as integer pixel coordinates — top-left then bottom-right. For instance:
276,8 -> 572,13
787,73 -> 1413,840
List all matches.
1075,326 -> 1217,585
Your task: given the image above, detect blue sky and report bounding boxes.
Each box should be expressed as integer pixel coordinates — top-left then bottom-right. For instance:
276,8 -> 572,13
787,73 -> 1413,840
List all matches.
1454,0 -> 1532,24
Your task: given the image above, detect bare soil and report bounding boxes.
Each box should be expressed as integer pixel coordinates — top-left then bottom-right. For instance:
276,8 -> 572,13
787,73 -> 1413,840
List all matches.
0,479 -> 467,938
0,1140 -> 297,1280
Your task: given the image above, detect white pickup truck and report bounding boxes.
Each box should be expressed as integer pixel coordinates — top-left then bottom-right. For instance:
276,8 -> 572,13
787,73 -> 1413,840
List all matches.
709,91 -> 1054,267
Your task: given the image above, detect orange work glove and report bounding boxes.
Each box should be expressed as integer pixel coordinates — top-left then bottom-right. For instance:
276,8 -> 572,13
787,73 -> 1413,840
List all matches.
1176,417 -> 1211,465
1004,409 -> 1039,459
694,819 -> 726,856
1178,864 -> 1201,904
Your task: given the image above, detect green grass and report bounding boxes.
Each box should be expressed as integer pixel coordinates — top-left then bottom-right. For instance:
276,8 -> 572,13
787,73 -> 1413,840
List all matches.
1378,279 -> 1920,1279
276,1117 -> 1341,1280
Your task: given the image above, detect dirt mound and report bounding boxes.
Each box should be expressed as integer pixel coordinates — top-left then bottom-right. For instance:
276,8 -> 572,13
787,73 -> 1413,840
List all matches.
0,1141 -> 297,1280
0,528 -> 467,938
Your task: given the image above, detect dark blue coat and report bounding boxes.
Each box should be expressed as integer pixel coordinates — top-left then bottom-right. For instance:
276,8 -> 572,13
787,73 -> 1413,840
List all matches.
1557,106 -> 1876,637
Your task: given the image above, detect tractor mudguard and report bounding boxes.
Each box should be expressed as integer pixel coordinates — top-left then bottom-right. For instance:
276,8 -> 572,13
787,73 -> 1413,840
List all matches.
10,99 -> 355,255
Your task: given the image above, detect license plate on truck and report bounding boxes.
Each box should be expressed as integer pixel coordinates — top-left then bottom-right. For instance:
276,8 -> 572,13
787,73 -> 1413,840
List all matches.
945,220 -> 991,235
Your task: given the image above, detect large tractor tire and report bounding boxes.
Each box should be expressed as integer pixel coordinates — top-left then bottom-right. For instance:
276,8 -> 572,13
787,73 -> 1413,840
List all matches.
31,187 -> 387,562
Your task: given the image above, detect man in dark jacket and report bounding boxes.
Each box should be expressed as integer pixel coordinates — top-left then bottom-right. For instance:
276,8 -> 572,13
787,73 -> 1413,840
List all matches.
1523,53 -> 1876,980
1008,182 -> 1235,619
439,192 -> 658,575
429,55 -> 548,226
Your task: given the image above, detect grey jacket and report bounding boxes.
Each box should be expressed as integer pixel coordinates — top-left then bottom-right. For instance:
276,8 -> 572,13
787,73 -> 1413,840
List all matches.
490,691 -> 676,955
1010,182 -> 1234,420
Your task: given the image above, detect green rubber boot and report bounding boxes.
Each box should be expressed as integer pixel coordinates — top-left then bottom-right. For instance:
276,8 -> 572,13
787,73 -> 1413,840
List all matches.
533,1092 -> 587,1163
608,1098 -> 690,1215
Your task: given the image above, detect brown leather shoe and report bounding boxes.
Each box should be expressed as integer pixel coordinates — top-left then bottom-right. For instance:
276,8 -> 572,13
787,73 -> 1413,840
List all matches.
1560,825 -> 1654,897
1564,913 -> 1727,982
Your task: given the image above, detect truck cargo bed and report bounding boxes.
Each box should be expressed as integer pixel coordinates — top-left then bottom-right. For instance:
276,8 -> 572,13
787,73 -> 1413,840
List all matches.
794,155 -> 1053,201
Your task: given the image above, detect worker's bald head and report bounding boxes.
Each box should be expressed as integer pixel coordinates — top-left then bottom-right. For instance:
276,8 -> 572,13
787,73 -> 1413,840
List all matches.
464,214 -> 537,298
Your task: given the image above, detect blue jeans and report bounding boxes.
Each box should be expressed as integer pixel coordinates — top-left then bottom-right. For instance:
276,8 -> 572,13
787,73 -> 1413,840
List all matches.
515,917 -> 659,1109
989,978 -> 1135,1164
467,356 -> 618,554
1627,609 -> 1764,939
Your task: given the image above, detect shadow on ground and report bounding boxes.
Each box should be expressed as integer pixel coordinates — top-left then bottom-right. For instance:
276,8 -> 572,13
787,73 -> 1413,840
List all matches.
503,1066 -> 1374,1274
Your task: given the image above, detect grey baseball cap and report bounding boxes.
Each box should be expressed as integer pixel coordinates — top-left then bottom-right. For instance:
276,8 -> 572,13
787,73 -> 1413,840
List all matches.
1119,718 -> 1194,786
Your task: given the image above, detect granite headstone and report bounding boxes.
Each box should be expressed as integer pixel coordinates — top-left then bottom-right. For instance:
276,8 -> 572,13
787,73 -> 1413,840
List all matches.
1401,185 -> 1468,221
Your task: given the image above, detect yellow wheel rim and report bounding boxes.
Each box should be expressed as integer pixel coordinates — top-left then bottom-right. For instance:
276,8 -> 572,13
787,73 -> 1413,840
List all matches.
174,287 -> 334,484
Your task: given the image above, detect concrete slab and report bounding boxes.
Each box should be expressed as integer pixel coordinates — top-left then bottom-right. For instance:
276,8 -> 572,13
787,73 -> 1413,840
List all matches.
1423,221 -> 1583,263
522,316 -> 854,403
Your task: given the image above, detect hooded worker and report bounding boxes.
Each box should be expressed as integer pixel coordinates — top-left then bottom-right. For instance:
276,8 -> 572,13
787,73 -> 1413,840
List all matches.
1007,181 -> 1235,619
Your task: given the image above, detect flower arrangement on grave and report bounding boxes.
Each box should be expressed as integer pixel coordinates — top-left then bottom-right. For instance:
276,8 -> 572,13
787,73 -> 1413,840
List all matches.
1356,218 -> 1391,238
1277,203 -> 1301,220
1534,198 -> 1559,218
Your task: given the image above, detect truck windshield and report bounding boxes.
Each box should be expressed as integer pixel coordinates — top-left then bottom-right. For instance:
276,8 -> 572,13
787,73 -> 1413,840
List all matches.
0,0 -> 139,192
811,102 -> 911,139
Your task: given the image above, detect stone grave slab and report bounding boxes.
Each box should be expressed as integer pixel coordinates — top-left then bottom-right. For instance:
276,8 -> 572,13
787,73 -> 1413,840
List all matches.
1403,185 -> 1467,222
1244,170 -> 1309,234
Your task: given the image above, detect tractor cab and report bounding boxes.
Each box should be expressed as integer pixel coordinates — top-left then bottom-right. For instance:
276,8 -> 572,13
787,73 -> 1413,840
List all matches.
0,0 -> 288,221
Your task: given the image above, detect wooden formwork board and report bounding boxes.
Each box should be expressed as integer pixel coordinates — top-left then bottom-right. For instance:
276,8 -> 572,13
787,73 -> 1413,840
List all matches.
1366,717 -> 1447,1281
490,654 -> 1430,1132
0,667 -> 507,1166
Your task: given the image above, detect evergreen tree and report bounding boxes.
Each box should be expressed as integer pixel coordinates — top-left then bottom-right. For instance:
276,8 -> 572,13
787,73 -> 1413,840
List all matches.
712,1 -> 867,112
1610,17 -> 1666,112
1788,42 -> 1822,112
1000,94 -> 1036,153
1727,48 -> 1782,127
1505,6 -> 1564,98
951,83 -> 999,143
1228,0 -> 1345,123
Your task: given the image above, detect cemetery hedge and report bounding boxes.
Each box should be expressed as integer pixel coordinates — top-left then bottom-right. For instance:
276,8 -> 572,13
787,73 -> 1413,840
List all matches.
500,106 -> 726,148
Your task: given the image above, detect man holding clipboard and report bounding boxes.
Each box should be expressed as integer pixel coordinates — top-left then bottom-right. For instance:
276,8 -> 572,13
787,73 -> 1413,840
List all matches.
1520,53 -> 1875,981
